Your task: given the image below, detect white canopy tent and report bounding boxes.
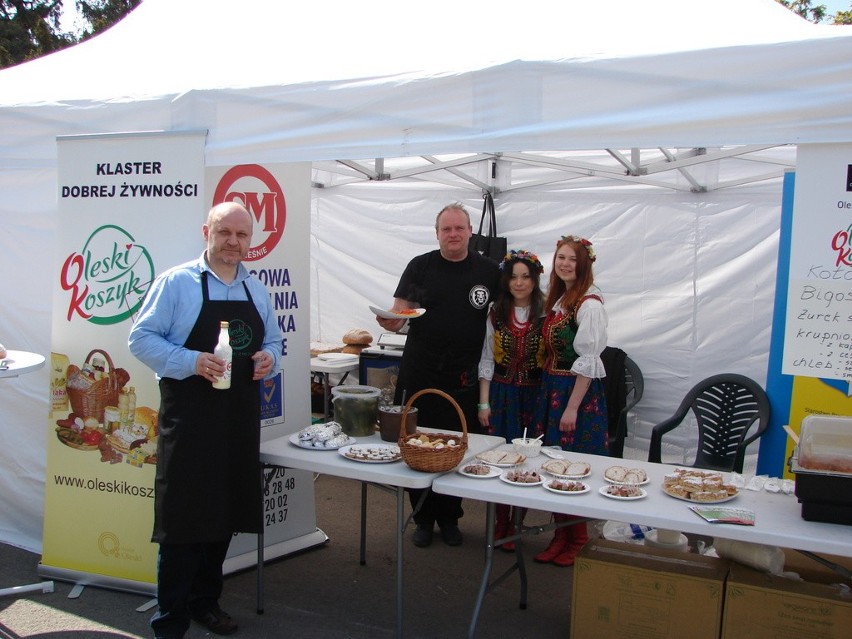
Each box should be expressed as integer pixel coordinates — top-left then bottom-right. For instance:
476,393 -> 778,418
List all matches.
2,0 -> 852,551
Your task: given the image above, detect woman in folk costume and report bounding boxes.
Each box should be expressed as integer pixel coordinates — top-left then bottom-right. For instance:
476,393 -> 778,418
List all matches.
534,235 -> 608,567
477,249 -> 546,551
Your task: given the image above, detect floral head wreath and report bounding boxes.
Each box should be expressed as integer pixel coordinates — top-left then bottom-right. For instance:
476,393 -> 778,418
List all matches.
499,249 -> 544,274
560,235 -> 596,262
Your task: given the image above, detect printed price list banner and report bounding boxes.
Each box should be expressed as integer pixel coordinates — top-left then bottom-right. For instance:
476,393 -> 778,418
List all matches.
783,144 -> 852,383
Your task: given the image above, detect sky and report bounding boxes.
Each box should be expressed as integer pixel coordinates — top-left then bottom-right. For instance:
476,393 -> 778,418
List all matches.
60,1 -> 78,31
824,0 -> 851,16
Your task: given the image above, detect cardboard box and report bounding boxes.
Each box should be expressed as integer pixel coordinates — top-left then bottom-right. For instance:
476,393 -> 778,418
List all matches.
571,539 -> 729,639
721,550 -> 852,639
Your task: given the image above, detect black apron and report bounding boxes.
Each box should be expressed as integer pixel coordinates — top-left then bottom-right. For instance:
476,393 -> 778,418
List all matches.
152,271 -> 265,543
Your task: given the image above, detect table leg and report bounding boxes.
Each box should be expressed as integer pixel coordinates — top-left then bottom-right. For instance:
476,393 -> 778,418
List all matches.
468,502 -> 496,639
513,508 -> 527,610
322,373 -> 331,419
360,482 -> 368,565
256,525 -> 265,615
396,487 -> 405,639
0,581 -> 54,598
467,503 -> 533,638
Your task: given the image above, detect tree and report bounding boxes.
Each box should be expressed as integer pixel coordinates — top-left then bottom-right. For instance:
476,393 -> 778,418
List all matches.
76,0 -> 142,42
835,9 -> 852,24
776,0 -> 852,24
776,0 -> 828,23
0,0 -> 140,69
0,1 -> 71,68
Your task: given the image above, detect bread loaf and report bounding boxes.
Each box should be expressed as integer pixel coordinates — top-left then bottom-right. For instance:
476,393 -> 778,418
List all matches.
342,328 -> 373,345
135,405 -> 158,427
604,465 -> 628,482
341,344 -> 368,355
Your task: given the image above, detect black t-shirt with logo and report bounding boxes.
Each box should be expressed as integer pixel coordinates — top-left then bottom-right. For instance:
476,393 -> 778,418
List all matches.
393,250 -> 499,429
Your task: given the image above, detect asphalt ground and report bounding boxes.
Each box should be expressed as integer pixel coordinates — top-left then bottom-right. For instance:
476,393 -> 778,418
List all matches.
0,473 -> 581,639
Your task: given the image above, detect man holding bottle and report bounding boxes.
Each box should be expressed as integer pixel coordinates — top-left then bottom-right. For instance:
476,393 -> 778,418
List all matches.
129,202 -> 282,639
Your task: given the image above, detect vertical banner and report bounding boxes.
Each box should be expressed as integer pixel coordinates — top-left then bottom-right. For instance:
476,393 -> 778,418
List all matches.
764,144 -> 852,477
782,143 -> 852,380
44,131 -> 207,591
44,135 -> 321,592
204,164 -> 322,568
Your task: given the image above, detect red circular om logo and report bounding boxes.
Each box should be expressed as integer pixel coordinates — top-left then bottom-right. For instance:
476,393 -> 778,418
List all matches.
213,164 -> 286,261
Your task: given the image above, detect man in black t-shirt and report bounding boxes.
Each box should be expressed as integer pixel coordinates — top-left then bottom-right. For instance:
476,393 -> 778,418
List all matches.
376,202 -> 499,547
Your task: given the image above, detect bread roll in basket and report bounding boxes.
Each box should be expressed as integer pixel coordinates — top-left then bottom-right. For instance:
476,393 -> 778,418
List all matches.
398,388 -> 468,473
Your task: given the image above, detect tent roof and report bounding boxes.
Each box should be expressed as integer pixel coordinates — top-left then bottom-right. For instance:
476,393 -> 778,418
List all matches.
0,0 -> 843,102
0,0 -> 851,190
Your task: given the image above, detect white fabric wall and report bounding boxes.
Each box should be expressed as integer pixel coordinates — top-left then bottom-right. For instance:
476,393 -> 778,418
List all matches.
310,178 -> 781,468
0,162 -> 781,553
2,0 -> 819,553
0,167 -> 56,550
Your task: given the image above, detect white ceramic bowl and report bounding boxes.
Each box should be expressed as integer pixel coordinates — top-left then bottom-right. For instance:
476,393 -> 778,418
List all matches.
512,437 -> 542,458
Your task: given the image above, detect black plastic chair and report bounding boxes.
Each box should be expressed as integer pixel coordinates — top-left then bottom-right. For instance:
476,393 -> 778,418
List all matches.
647,373 -> 770,473
601,347 -> 644,458
618,356 -> 644,447
609,355 -> 644,458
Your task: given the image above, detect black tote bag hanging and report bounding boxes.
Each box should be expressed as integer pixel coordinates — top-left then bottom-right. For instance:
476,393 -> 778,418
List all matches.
468,192 -> 507,263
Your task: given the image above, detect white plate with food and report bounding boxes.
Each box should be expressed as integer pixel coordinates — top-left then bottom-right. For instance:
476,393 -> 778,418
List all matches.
499,469 -> 544,487
662,486 -> 738,504
540,459 -> 591,479
338,443 -> 401,463
543,479 -> 590,495
369,305 -> 426,320
603,465 -> 650,485
457,463 -> 502,479
475,450 -> 527,467
289,432 -> 355,450
661,468 -> 738,503
599,484 -> 647,500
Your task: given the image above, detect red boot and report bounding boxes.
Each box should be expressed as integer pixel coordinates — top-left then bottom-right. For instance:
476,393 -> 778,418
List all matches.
534,513 -> 570,563
552,517 -> 589,567
494,504 -> 512,551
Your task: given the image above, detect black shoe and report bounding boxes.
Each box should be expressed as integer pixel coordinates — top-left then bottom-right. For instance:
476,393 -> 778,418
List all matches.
412,524 -> 434,547
190,606 -> 238,636
439,524 -> 463,546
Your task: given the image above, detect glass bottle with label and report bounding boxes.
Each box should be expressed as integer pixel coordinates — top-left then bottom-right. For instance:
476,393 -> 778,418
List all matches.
127,386 -> 137,424
50,352 -> 70,414
118,388 -> 129,424
213,321 -> 232,390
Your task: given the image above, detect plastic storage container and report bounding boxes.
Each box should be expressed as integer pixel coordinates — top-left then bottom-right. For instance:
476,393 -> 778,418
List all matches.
789,415 -> 852,525
798,415 -> 852,473
331,385 -> 381,437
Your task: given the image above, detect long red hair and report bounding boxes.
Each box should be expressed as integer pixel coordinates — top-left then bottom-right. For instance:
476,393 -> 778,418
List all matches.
544,236 -> 596,314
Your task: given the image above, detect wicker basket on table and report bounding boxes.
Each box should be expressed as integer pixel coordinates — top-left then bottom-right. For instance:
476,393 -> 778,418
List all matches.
66,349 -> 129,423
398,388 -> 468,472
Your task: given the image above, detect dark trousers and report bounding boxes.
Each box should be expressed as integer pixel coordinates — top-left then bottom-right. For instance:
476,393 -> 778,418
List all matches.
151,539 -> 231,639
409,488 -> 464,528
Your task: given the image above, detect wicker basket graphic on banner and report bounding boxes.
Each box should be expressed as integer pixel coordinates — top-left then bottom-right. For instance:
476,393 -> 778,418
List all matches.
66,349 -> 130,423
398,388 -> 468,473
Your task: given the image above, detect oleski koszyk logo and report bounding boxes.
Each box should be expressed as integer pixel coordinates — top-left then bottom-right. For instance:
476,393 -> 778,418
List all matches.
60,225 -> 155,325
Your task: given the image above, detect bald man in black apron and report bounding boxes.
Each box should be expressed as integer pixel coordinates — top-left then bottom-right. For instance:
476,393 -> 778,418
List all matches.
130,202 -> 282,639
